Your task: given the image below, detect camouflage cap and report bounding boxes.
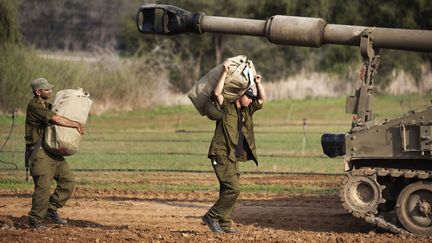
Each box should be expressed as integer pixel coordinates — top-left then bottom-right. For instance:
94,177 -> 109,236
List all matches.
31,77 -> 54,90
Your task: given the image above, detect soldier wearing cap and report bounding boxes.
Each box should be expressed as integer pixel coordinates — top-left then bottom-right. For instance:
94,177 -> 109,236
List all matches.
202,63 -> 266,233
25,77 -> 85,229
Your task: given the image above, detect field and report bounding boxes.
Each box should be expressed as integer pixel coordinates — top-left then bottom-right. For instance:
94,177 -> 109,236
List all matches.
1,96 -> 432,242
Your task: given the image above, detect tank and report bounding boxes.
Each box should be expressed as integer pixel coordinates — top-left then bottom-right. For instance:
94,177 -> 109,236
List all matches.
136,4 -> 432,235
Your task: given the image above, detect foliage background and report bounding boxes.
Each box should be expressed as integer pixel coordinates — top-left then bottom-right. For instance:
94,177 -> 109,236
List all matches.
0,0 -> 431,113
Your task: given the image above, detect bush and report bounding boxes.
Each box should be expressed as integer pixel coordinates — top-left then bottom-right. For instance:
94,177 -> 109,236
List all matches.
0,44 -> 180,114
0,0 -> 20,44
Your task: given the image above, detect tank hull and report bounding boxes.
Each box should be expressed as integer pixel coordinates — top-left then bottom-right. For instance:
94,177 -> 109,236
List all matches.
345,108 -> 432,170
341,108 -> 432,235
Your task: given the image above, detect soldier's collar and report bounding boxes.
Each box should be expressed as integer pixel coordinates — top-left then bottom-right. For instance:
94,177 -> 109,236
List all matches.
33,97 -> 46,105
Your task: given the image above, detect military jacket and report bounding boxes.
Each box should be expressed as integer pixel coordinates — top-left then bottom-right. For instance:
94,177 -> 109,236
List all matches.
208,99 -> 262,165
25,97 -> 55,145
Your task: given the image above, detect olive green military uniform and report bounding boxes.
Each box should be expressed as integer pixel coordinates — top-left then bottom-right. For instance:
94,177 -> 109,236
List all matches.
206,98 -> 262,229
25,97 -> 75,224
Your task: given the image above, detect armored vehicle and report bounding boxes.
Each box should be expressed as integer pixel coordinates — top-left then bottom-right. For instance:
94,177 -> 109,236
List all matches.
136,4 -> 432,235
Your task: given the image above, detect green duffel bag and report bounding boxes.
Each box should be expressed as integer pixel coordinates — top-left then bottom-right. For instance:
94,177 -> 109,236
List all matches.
187,55 -> 256,119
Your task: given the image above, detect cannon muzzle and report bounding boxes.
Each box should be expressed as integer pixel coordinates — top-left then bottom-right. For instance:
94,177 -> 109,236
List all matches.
137,4 -> 203,35
321,133 -> 346,158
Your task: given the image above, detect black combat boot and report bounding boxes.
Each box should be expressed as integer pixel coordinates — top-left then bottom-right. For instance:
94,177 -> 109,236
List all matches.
29,217 -> 46,229
46,209 -> 67,224
202,214 -> 224,233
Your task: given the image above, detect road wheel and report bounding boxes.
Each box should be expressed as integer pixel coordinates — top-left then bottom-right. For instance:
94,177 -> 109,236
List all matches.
340,173 -> 385,217
396,181 -> 432,236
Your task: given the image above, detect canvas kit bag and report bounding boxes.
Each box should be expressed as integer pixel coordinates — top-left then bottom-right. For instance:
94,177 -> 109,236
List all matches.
187,55 -> 257,120
44,88 -> 92,156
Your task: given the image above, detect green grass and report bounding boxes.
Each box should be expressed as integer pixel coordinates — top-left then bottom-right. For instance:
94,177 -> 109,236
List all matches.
0,177 -> 32,190
0,175 -> 337,195
0,95 -> 431,174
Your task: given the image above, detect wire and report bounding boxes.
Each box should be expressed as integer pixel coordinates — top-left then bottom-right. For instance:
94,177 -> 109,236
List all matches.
0,110 -> 18,170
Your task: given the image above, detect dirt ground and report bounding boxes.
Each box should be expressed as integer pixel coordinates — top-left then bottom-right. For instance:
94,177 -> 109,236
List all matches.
0,173 -> 431,242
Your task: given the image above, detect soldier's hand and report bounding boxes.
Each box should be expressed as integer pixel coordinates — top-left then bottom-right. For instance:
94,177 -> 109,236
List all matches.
76,123 -> 85,135
223,62 -> 230,74
255,74 -> 262,84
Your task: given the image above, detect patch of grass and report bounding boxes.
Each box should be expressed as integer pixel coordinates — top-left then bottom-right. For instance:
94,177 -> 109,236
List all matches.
0,173 -> 337,195
241,184 -> 338,195
0,95 -> 430,174
0,177 -> 33,189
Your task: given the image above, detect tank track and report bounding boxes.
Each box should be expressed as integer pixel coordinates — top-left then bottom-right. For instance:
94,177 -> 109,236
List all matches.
340,167 -> 432,235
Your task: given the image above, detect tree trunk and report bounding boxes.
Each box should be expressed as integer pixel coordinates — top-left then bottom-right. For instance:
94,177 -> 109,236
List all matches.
214,34 -> 226,65
193,48 -> 203,82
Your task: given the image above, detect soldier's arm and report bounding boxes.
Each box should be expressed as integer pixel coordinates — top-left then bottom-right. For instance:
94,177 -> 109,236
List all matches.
255,74 -> 266,105
51,115 -> 85,135
214,62 -> 229,105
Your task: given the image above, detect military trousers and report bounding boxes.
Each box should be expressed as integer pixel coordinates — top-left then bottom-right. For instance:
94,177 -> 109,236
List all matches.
206,155 -> 240,229
28,148 -> 75,223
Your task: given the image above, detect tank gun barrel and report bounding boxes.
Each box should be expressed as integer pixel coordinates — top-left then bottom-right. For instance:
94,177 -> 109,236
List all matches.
137,4 -> 432,52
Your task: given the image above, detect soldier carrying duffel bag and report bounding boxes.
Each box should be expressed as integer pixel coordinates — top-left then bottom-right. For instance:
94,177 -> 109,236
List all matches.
24,78 -> 89,229
201,60 -> 267,233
